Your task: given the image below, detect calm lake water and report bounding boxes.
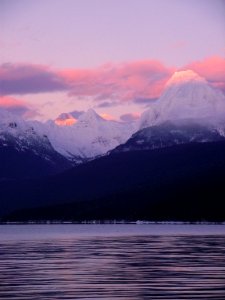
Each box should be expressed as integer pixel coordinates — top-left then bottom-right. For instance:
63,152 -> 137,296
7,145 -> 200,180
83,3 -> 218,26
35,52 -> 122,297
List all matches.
0,224 -> 225,300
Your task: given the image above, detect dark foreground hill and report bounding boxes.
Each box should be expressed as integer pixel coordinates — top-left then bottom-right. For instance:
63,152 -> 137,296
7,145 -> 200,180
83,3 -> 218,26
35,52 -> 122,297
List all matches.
1,141 -> 225,221
0,145 -> 73,180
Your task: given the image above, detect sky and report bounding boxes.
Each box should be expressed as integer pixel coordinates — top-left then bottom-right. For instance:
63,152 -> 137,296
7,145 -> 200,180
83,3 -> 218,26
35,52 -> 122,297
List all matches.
0,0 -> 225,122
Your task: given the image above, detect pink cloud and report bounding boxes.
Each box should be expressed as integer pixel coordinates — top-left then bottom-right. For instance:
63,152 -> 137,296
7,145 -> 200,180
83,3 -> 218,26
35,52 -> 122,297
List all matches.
1,56 -> 224,108
0,95 -> 39,118
184,56 -> 225,93
58,60 -> 175,101
0,95 -> 25,107
55,117 -> 77,126
99,113 -> 116,121
0,60 -> 171,102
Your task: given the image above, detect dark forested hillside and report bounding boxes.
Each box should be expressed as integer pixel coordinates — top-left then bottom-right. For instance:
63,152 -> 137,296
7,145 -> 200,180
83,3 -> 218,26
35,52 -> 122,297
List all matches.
1,141 -> 225,221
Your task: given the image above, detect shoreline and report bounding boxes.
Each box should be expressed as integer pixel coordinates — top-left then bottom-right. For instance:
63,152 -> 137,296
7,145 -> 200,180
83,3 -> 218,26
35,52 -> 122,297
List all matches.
1,220 -> 225,225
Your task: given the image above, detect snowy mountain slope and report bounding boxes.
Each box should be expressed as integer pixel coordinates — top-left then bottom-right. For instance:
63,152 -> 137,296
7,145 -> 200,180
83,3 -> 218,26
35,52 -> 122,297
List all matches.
139,70 -> 225,129
0,107 -> 136,164
0,108 -> 72,178
111,121 -> 225,153
113,70 -> 225,153
1,69 -> 225,166
0,108 -> 48,153
33,109 -> 136,160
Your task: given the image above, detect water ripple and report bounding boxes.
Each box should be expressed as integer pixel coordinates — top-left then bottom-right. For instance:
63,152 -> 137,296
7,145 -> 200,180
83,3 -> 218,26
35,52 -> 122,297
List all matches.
0,227 -> 225,299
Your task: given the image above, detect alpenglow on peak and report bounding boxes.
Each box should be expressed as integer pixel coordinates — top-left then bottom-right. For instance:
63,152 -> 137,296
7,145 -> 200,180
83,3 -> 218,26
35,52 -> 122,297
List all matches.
138,69 -> 225,129
165,70 -> 206,87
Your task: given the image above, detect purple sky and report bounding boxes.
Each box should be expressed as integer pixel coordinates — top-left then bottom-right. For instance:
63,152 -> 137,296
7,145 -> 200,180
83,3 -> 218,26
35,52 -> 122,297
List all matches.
0,0 -> 225,121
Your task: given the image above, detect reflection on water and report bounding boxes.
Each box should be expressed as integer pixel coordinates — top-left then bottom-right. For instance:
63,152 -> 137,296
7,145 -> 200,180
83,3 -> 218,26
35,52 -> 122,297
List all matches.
0,225 -> 225,299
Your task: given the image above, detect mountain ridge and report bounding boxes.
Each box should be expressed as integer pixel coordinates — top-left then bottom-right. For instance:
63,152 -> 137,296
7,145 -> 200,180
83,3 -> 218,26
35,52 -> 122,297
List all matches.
1,69 -> 225,182
111,120 -> 225,154
1,69 -> 225,164
1,141 -> 225,221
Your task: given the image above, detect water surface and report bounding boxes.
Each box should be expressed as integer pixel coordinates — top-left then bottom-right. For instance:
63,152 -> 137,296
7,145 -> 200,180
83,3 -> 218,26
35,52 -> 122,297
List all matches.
0,224 -> 225,299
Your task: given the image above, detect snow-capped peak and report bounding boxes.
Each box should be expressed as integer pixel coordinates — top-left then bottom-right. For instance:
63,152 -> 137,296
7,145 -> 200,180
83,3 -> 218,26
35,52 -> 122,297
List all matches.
54,109 -> 104,127
78,109 -> 105,124
55,113 -> 77,126
165,70 -> 206,87
139,70 -> 225,129
31,108 -> 136,160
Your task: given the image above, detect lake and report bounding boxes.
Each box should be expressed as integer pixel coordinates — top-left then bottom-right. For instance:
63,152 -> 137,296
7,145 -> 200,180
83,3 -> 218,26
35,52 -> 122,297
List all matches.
0,224 -> 225,299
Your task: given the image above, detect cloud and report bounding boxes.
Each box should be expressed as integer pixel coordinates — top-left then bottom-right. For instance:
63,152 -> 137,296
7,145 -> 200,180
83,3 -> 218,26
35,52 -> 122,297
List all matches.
0,96 -> 28,113
100,113 -> 116,121
1,56 -> 224,109
96,101 -> 120,108
70,110 -> 85,118
0,63 -> 68,95
0,96 -> 40,118
0,60 -> 174,103
120,112 -> 140,122
60,60 -> 174,102
133,97 -> 158,105
184,56 -> 225,93
54,110 -> 85,126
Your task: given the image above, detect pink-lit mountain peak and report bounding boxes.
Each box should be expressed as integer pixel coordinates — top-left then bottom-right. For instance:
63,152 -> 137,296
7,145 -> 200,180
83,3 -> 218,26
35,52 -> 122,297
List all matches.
166,70 -> 206,87
54,109 -> 106,127
55,113 -> 77,126
139,70 -> 225,129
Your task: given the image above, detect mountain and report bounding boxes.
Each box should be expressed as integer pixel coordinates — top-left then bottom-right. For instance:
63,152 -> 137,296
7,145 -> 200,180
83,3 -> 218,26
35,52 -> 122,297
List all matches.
139,70 -> 225,129
114,70 -> 225,153
0,107 -> 136,179
0,109 -> 72,179
55,110 -> 84,126
3,70 -> 223,165
55,112 -> 78,126
35,109 -> 135,161
1,69 -> 225,221
0,107 -> 136,169
111,121 -> 225,153
1,141 -> 225,221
